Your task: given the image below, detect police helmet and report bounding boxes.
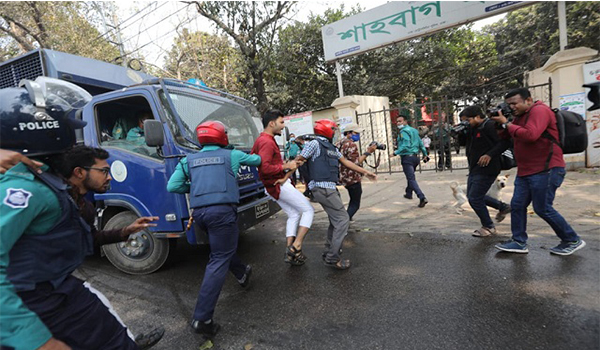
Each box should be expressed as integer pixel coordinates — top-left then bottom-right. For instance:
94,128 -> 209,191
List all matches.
314,119 -> 338,140
196,120 -> 228,146
0,77 -> 90,157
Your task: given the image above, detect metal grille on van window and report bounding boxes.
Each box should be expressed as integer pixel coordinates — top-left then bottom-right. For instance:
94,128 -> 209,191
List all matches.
0,52 -> 44,89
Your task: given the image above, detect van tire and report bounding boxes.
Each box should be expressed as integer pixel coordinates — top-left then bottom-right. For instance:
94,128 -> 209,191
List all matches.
102,211 -> 169,275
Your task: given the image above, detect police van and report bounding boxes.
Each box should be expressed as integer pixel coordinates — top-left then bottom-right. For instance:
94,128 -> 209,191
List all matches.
0,49 -> 280,274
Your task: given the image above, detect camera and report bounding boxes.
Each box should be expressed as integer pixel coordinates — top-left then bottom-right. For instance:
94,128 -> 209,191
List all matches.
451,120 -> 469,134
487,102 -> 513,118
369,141 -> 387,150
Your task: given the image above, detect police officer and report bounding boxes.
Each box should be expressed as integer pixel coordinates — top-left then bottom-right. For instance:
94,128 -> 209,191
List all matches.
167,121 -> 260,338
297,119 -> 376,270
0,78 -> 138,349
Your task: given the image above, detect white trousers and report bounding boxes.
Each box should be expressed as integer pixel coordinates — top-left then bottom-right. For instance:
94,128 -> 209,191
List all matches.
267,180 -> 314,237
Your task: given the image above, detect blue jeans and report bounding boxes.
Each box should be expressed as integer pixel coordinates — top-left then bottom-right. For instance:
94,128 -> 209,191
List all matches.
192,204 -> 247,322
401,155 -> 424,199
467,173 -> 509,229
345,182 -> 362,220
510,167 -> 579,243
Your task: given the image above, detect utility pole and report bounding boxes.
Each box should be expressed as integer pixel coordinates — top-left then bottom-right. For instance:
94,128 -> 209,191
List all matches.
93,2 -> 127,66
336,61 -> 344,97
558,1 -> 568,51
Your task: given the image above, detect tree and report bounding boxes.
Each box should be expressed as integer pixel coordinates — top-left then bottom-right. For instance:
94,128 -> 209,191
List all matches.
0,2 -> 119,62
164,28 -> 249,97
189,1 -> 295,113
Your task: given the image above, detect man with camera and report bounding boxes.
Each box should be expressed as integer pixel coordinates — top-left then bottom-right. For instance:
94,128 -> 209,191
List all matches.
491,88 -> 585,255
458,106 -> 512,237
393,116 -> 430,208
336,123 -> 378,221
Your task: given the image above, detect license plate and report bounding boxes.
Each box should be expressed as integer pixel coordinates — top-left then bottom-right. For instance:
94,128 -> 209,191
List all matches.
255,202 -> 270,219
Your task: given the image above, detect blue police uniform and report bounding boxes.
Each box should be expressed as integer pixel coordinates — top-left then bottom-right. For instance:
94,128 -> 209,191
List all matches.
0,163 -> 137,350
167,145 -> 260,322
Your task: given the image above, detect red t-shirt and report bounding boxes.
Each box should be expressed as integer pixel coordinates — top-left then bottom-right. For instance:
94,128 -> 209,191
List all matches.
251,132 -> 284,199
507,101 -> 565,177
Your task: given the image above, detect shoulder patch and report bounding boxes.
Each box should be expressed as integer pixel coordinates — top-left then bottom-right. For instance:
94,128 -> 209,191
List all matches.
3,188 -> 33,209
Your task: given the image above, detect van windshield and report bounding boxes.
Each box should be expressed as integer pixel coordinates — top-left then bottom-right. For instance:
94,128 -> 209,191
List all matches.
160,87 -> 259,150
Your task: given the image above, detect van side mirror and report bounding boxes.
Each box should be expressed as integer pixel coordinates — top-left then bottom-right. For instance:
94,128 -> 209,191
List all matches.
144,120 -> 164,147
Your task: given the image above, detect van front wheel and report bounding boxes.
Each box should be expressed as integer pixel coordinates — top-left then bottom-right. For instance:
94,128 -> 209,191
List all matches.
102,211 -> 169,275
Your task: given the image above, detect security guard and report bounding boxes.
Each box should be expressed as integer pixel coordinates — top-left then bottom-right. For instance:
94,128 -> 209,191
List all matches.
297,119 -> 376,270
0,78 -> 138,349
167,121 -> 260,338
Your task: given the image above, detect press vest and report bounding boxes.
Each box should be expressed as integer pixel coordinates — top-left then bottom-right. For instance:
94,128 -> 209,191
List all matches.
7,171 -> 93,292
188,148 -> 239,208
308,138 -> 339,183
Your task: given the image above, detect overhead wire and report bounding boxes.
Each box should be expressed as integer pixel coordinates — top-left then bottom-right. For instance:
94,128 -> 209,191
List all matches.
92,1 -> 160,43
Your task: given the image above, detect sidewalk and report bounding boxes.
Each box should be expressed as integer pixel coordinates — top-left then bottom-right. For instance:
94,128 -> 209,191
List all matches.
303,168 -> 600,240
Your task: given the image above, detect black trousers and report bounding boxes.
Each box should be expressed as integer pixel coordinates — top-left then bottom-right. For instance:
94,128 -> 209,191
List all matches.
345,182 -> 362,220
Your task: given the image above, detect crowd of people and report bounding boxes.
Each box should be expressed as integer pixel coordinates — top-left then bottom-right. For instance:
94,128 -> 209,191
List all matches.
0,80 -> 587,349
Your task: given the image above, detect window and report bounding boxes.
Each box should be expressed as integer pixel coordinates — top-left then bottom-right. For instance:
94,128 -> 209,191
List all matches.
95,95 -> 160,159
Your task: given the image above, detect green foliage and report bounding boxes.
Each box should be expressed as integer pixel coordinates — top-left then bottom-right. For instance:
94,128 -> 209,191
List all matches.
163,29 -> 249,97
0,2 -> 119,63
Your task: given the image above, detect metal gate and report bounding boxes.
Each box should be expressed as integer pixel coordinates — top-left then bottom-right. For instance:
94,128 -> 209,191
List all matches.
354,79 -> 552,174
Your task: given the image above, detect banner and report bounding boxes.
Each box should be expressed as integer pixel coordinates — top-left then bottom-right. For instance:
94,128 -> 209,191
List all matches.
583,61 -> 600,167
283,111 -> 314,137
321,1 -> 533,62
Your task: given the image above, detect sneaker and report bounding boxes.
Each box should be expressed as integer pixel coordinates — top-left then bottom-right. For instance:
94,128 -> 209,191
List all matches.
418,198 -> 428,208
472,226 -> 497,237
495,240 -> 528,253
495,205 -> 511,223
550,239 -> 586,256
135,327 -> 165,350
237,264 -> 252,288
403,194 -> 413,200
191,319 -> 220,338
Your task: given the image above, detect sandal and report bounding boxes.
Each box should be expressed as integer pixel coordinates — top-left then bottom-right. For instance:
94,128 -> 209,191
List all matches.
287,245 -> 307,262
472,227 -> 497,237
284,246 -> 305,266
324,259 -> 351,270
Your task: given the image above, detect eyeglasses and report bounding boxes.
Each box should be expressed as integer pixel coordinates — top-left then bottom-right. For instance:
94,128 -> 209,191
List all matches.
83,167 -> 111,176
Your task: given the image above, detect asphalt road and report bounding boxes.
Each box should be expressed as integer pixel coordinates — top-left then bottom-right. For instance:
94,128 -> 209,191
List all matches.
76,170 -> 600,350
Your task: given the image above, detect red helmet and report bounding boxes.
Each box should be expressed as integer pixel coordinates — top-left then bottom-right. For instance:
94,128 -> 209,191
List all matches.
314,119 -> 338,139
196,120 -> 228,146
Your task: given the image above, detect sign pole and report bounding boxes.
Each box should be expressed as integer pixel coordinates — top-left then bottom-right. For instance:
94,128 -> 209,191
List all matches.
336,60 -> 345,97
558,1 -> 568,51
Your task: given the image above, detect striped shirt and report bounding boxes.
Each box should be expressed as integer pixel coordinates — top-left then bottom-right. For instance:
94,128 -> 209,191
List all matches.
300,137 -> 342,190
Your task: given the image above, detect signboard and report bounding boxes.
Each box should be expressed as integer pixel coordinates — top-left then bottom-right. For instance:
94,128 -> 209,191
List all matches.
283,111 -> 314,137
583,61 -> 600,167
321,1 -> 533,62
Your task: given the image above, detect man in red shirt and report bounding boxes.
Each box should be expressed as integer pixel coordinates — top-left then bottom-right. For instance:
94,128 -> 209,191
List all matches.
251,110 -> 314,265
491,88 -> 585,255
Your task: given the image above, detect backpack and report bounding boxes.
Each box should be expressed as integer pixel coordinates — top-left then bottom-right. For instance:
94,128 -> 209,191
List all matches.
545,109 -> 588,154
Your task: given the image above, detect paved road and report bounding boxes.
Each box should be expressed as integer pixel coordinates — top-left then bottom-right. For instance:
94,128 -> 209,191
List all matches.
76,169 -> 600,350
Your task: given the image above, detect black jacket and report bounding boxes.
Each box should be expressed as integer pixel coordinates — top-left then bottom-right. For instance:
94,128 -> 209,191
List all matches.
466,119 -> 511,176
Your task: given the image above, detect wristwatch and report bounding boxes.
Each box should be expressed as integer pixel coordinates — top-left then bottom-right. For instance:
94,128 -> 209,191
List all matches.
363,152 -> 372,156
501,122 -> 509,129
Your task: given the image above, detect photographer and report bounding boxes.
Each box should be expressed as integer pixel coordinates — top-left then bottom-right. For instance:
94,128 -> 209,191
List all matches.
458,106 -> 512,237
491,88 -> 585,255
336,123 -> 378,221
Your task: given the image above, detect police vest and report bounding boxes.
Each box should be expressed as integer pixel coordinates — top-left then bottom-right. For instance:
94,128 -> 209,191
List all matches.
308,138 -> 339,183
188,148 -> 239,208
7,171 -> 93,292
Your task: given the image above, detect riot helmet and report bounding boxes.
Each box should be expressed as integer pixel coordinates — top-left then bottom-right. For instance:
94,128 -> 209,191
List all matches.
314,119 -> 338,140
0,77 -> 90,157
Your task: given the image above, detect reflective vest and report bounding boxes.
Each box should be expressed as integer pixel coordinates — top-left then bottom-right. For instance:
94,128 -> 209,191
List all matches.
188,148 -> 239,208
7,171 -> 93,291
308,138 -> 339,183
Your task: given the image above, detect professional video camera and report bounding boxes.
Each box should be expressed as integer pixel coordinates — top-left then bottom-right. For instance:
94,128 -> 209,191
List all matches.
369,141 -> 387,150
487,102 -> 513,119
451,120 -> 470,134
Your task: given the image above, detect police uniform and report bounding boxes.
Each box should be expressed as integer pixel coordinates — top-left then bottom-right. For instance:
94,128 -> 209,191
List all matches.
0,163 -> 137,350
167,145 -> 261,323
126,126 -> 146,146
